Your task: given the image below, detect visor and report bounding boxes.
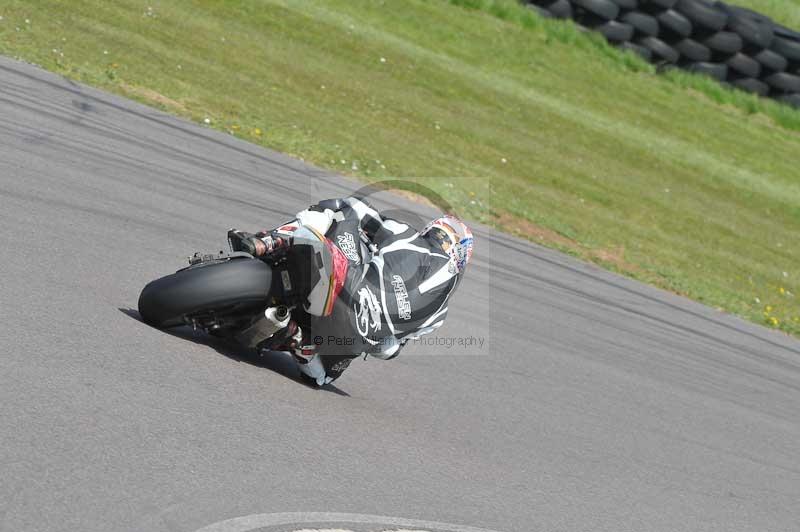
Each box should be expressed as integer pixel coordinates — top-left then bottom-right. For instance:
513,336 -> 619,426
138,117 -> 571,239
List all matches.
426,226 -> 453,253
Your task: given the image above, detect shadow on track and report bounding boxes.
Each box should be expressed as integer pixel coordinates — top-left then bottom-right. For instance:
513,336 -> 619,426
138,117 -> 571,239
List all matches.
118,308 -> 350,396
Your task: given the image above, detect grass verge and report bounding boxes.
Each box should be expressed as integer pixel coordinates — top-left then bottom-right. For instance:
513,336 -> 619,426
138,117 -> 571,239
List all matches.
1,0 -> 799,336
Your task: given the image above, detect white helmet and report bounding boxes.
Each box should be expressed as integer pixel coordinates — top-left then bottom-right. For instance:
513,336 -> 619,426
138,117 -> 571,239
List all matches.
422,215 -> 474,275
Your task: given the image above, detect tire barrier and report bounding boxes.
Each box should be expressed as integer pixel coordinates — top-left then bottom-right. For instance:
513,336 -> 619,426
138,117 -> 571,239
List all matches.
523,0 -> 800,108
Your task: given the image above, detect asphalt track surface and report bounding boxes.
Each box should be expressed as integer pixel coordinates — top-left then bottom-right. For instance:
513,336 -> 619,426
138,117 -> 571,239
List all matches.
2,56 -> 800,532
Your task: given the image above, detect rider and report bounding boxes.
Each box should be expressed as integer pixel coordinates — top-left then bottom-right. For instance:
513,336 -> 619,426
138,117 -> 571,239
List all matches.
229,196 -> 474,386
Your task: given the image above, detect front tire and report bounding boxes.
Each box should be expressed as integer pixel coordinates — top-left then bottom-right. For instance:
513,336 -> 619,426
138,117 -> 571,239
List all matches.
138,258 -> 273,328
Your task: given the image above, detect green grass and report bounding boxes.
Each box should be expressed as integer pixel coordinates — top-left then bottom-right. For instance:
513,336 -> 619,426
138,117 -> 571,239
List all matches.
1,0 -> 800,336
453,0 -> 800,131
732,0 -> 800,29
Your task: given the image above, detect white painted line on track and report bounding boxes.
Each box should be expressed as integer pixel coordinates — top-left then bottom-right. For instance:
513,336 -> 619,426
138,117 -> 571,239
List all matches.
288,529 -> 434,532
194,512 -> 506,532
290,529 -> 356,532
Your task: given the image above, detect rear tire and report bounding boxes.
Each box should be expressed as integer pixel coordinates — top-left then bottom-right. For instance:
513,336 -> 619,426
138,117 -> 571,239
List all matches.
138,258 -> 273,328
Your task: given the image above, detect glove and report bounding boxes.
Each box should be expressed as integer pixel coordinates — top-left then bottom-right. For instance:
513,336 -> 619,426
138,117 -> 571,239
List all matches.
296,208 -> 335,236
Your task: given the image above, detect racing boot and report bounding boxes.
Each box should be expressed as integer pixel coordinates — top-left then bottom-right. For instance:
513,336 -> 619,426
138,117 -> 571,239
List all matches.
259,319 -> 302,353
228,229 -> 289,257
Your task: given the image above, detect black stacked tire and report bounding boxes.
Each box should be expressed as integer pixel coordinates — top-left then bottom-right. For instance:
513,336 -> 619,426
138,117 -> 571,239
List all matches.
595,20 -> 636,42
672,0 -> 738,69
620,41 -> 654,60
609,0 -> 639,10
729,77 -> 769,95
714,2 -> 774,52
763,71 -> 800,93
638,0 -> 678,12
138,258 -> 273,328
527,0 -> 573,19
621,11 -> 660,36
770,35 -> 800,69
773,24 -> 800,40
701,30 -> 742,58
637,36 -> 680,62
685,61 -> 728,80
673,0 -> 727,32
572,0 -> 620,20
674,38 -> 712,62
753,48 -> 788,73
725,52 -> 761,78
656,9 -> 693,38
527,0 -> 574,19
521,0 -> 800,108
714,4 -> 771,25
777,93 -> 800,108
769,28 -> 800,98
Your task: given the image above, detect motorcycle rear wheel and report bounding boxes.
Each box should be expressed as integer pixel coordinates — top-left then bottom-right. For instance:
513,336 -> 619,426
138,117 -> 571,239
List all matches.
138,257 -> 273,328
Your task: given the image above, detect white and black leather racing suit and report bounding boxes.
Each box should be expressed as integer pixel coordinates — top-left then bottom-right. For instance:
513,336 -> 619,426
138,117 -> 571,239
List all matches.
259,196 -> 461,385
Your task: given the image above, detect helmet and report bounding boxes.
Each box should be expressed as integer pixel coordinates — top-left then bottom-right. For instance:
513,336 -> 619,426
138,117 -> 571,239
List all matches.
422,215 -> 474,275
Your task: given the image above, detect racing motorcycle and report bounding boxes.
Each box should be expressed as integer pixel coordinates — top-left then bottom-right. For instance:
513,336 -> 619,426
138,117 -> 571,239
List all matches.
138,210 -> 359,350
